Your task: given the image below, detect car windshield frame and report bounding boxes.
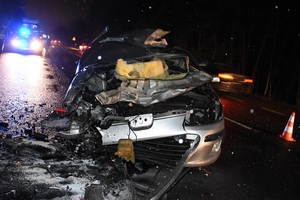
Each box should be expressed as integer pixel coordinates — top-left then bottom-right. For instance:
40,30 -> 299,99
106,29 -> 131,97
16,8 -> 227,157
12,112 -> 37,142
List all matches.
86,52 -> 197,74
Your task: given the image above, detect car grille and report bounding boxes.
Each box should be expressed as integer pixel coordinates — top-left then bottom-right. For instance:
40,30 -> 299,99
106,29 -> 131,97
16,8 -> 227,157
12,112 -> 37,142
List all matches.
99,134 -> 198,199
134,136 -> 192,168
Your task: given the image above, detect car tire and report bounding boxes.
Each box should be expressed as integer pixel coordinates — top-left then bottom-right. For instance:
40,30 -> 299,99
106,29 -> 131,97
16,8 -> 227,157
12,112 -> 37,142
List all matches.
1,43 -> 6,53
1,41 -> 11,53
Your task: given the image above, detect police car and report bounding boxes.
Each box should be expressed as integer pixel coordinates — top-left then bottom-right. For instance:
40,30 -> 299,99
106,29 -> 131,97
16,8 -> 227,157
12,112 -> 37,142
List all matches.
2,18 -> 44,55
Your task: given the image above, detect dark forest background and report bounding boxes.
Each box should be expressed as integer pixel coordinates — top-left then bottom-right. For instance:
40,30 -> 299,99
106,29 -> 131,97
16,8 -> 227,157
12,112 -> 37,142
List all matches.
1,0 -> 300,108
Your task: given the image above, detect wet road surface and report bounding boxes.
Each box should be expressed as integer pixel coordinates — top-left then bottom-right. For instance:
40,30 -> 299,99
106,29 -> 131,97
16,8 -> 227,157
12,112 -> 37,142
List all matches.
0,53 -> 66,103
0,52 -> 68,138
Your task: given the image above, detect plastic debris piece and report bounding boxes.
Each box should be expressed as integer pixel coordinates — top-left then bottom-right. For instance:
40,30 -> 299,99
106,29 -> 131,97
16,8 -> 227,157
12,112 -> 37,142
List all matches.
0,122 -> 9,131
56,107 -> 66,114
114,139 -> 135,163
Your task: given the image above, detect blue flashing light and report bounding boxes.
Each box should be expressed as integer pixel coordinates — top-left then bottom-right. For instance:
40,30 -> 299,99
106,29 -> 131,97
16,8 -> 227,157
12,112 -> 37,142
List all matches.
19,27 -> 31,37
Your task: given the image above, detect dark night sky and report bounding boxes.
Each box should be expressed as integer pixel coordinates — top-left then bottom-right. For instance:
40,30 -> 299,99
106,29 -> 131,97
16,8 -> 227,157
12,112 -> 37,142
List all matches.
23,1 -> 300,41
23,1 -> 300,33
24,0 -> 93,32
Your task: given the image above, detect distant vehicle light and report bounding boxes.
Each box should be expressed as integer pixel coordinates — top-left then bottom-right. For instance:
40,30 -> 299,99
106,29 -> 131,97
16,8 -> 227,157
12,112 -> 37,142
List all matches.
244,79 -> 253,83
79,43 -> 88,52
51,40 -> 61,46
218,73 -> 234,80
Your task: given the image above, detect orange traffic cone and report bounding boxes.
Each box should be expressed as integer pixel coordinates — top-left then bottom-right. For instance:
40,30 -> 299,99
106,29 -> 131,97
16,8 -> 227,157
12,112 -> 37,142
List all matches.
280,112 -> 296,142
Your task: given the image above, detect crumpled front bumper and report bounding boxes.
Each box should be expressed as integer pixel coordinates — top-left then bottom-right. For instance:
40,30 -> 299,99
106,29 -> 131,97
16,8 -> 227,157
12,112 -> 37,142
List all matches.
99,112 -> 225,168
53,111 -> 224,199
184,120 -> 224,167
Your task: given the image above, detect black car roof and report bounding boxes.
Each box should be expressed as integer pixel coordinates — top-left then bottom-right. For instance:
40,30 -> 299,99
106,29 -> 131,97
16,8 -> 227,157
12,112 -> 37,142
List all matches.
78,28 -> 199,71
99,29 -> 158,45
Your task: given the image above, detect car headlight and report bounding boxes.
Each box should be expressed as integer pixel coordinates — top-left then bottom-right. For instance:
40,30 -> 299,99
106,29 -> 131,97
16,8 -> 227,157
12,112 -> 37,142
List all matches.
30,40 -> 42,51
185,98 -> 223,126
11,38 -> 24,47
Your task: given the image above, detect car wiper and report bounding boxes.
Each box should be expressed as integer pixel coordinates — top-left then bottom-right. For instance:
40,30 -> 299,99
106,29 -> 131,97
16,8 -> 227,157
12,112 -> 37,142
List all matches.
88,26 -> 109,47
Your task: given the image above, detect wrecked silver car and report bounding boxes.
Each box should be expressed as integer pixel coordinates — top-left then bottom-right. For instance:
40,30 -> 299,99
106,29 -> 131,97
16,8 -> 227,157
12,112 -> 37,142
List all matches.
46,28 -> 225,199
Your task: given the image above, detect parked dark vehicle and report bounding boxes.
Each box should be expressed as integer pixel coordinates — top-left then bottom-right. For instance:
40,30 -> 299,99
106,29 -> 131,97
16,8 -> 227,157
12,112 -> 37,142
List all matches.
198,59 -> 254,94
44,28 -> 225,199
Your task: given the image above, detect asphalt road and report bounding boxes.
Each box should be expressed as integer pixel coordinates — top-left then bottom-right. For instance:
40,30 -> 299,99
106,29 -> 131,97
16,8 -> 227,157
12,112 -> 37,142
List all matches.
0,48 -> 300,200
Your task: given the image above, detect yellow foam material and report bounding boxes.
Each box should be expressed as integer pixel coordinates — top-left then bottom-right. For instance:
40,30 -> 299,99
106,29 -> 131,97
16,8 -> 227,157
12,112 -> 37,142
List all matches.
115,57 -> 169,79
114,139 -> 135,163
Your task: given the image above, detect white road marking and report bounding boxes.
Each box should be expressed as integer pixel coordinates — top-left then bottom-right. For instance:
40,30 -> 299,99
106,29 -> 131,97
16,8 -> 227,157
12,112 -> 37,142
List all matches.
224,117 -> 255,131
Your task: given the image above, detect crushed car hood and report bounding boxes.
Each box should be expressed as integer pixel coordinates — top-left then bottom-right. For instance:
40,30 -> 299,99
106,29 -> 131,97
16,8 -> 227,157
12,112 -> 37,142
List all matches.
96,70 -> 212,106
